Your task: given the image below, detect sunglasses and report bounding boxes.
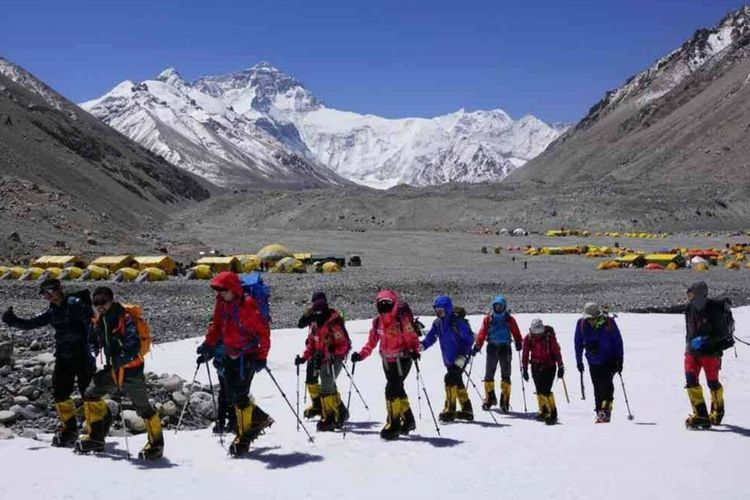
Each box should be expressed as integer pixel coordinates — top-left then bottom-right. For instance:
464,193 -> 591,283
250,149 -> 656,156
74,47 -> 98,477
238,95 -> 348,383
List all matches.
40,288 -> 59,295
93,299 -> 111,307
212,287 -> 228,293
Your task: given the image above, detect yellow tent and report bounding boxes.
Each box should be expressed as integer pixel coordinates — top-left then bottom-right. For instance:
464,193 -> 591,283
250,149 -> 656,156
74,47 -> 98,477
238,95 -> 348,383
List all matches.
60,267 -> 84,280
90,255 -> 136,272
293,253 -> 312,264
186,264 -> 213,280
234,254 -> 262,273
134,256 -> 176,275
273,257 -> 306,274
258,244 -> 292,266
33,255 -> 85,269
1,266 -> 27,280
83,265 -> 111,280
195,256 -> 240,273
321,261 -> 342,273
597,261 -> 620,270
136,267 -> 168,282
615,254 -> 646,267
725,261 -> 740,270
19,267 -> 46,280
693,262 -> 709,272
40,268 -> 63,280
113,267 -> 140,282
545,230 -> 566,237
645,253 -> 686,268
666,262 -> 680,271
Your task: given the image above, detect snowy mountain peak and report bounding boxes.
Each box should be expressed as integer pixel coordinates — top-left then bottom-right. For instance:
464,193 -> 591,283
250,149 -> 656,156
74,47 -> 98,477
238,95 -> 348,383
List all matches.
251,60 -> 279,71
155,67 -> 187,87
0,57 -> 67,111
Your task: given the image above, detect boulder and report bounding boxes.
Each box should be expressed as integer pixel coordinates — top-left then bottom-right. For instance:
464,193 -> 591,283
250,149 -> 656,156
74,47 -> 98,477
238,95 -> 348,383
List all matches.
190,392 -> 216,420
159,375 -> 184,393
171,391 -> 187,407
122,410 -> 146,433
29,340 -> 42,351
12,396 -> 29,406
20,429 -> 38,440
34,353 -> 55,365
0,427 -> 14,439
18,386 -> 35,398
160,401 -> 178,418
0,409 -> 17,424
0,341 -> 13,367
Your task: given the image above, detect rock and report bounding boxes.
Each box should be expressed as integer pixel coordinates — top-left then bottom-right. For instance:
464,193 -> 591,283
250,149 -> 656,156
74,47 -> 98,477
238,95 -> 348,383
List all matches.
159,375 -> 184,393
18,386 -> 35,398
190,392 -> 216,420
160,401 -> 178,418
171,391 -> 187,407
86,237 -> 97,246
0,427 -> 13,439
0,341 -> 13,367
12,396 -> 29,406
0,410 -> 17,424
105,399 -> 119,417
29,340 -> 42,351
0,365 -> 11,376
8,232 -> 20,243
10,404 -> 41,419
43,363 -> 55,375
43,375 -> 53,388
122,410 -> 146,433
20,429 -> 38,439
34,353 -> 55,365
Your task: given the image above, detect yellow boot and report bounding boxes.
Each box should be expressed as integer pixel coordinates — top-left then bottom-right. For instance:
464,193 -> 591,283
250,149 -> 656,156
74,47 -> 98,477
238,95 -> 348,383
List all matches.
482,380 -> 497,410
545,393 -> 558,425
686,386 -> 711,429
709,386 -> 725,425
75,400 -> 111,453
440,385 -> 458,422
400,397 -> 416,434
535,394 -> 548,421
456,388 -> 474,421
52,399 -> 78,447
500,381 -> 511,413
317,395 -> 339,432
304,383 -> 322,418
380,398 -> 402,440
140,414 -> 164,460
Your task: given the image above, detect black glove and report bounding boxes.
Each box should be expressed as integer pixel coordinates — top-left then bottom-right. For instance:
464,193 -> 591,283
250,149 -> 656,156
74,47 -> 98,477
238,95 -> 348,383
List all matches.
522,368 -> 529,381
351,352 -> 362,363
2,306 -> 16,326
515,340 -> 523,352
614,359 -> 623,374
408,350 -> 421,360
294,355 -> 306,366
577,361 -> 585,373
253,359 -> 267,373
196,342 -> 215,364
472,344 -> 481,355
557,365 -> 565,379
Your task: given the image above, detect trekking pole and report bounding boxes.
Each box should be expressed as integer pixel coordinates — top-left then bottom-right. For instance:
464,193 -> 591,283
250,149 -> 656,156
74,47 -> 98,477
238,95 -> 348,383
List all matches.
580,371 -> 586,400
413,360 -> 441,436
175,363 -> 201,434
342,362 -> 356,439
416,368 -> 422,420
116,386 -> 131,461
618,373 -> 634,421
462,363 -> 500,425
517,351 -> 527,413
465,354 -> 475,388
341,362 -> 369,411
734,335 -> 750,347
561,377 -> 570,404
264,367 -> 315,443
205,362 -> 224,447
296,364 -> 300,432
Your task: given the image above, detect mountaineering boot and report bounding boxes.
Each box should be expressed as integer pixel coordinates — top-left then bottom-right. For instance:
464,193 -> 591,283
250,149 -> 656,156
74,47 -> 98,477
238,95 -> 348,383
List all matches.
595,400 -> 612,423
52,399 -> 78,447
535,394 -> 549,422
709,386 -> 725,425
439,385 -> 457,423
335,391 -> 350,428
317,395 -> 338,432
499,381 -> 511,413
482,380 -> 497,410
245,404 -> 274,443
400,397 -> 416,435
303,383 -> 322,419
544,393 -> 558,425
686,386 -> 711,429
456,388 -> 474,421
139,414 -> 164,461
74,400 -> 111,454
230,404 -> 252,456
380,398 -> 402,440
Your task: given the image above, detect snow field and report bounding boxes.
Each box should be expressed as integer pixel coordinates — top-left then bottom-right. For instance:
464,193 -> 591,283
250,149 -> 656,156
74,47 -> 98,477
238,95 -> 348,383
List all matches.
2,309 -> 749,500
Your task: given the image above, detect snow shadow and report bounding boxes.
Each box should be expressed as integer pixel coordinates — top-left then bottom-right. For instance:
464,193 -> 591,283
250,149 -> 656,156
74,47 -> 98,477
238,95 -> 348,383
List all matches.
342,420 -> 380,430
245,446 -> 324,469
710,424 -> 750,438
402,434 -> 464,448
501,411 -> 538,421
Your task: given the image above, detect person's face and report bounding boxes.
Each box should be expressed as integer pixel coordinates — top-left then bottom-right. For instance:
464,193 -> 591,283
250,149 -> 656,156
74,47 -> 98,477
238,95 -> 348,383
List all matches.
376,299 -> 394,315
41,286 -> 63,304
93,295 -> 113,315
213,287 -> 236,302
493,303 -> 505,314
687,290 -> 696,302
434,307 -> 446,318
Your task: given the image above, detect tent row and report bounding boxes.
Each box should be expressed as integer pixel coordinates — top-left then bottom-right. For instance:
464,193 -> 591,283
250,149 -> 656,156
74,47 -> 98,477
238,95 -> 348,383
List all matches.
544,229 -> 671,239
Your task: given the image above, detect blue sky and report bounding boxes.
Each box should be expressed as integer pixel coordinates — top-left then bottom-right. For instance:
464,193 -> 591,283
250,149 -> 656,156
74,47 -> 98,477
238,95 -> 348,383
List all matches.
2,0 -> 746,123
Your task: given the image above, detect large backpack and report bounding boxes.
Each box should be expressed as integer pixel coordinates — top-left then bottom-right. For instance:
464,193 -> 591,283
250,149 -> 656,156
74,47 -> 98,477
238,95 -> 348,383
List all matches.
712,298 -> 735,351
377,301 -> 425,336
121,304 -> 152,362
240,272 -> 271,324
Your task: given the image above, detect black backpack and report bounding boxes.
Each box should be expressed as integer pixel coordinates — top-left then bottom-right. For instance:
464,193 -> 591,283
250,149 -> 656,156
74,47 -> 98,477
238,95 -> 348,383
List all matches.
711,298 -> 735,351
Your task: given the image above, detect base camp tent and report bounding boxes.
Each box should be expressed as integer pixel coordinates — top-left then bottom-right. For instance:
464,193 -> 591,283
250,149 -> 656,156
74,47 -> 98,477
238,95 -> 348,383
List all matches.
258,245 -> 292,267
273,257 -> 306,273
644,253 -> 686,268
134,256 -> 176,275
33,255 -> 85,269
194,256 -> 240,274
90,255 -> 137,272
186,264 -> 213,280
113,267 -> 140,282
60,267 -> 84,280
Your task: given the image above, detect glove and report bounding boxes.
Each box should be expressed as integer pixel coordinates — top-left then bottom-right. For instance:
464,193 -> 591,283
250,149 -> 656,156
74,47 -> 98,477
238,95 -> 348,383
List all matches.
690,336 -> 708,352
522,368 -> 529,381
454,355 -> 467,369
557,365 -> 565,379
196,342 -> 215,364
351,352 -> 362,363
577,361 -> 585,373
253,359 -> 267,373
294,355 -> 306,366
472,344 -> 481,355
515,340 -> 523,352
2,306 -> 16,326
408,350 -> 421,360
614,359 -> 623,374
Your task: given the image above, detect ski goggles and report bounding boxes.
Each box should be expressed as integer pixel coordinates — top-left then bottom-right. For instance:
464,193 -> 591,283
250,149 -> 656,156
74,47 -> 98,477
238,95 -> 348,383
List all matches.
376,299 -> 394,313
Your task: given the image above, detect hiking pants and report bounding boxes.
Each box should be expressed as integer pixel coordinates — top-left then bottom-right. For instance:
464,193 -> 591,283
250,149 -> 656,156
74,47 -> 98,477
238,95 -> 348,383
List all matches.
484,343 -> 513,383
444,365 -> 466,389
383,357 -> 412,399
319,358 -> 343,396
589,363 -> 615,412
84,368 -> 156,418
532,366 -> 555,396
305,358 -> 320,385
224,355 -> 262,409
684,353 -> 722,390
53,351 -> 94,403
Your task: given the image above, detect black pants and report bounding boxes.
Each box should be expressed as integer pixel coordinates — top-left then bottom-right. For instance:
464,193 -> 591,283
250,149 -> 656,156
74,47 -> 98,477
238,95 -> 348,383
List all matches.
484,343 -> 512,383
532,366 -> 555,396
383,357 -> 412,399
53,352 -> 93,403
224,355 -> 260,408
444,365 -> 466,389
589,363 -> 615,411
305,359 -> 319,385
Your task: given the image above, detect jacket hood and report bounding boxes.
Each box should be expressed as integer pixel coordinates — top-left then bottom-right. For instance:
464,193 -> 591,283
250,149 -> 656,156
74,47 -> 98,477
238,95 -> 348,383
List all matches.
210,271 -> 243,298
376,289 -> 400,327
491,295 -> 507,309
433,295 -> 453,318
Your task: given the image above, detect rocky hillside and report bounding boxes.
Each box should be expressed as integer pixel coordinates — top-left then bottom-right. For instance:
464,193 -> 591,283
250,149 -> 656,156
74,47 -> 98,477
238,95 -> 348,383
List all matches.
512,5 -> 750,195
0,58 -> 212,262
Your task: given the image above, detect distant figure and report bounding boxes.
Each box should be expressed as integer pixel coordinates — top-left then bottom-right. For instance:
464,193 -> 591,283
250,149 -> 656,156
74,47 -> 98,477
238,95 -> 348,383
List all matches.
524,262 -> 528,270
522,318 -> 564,425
